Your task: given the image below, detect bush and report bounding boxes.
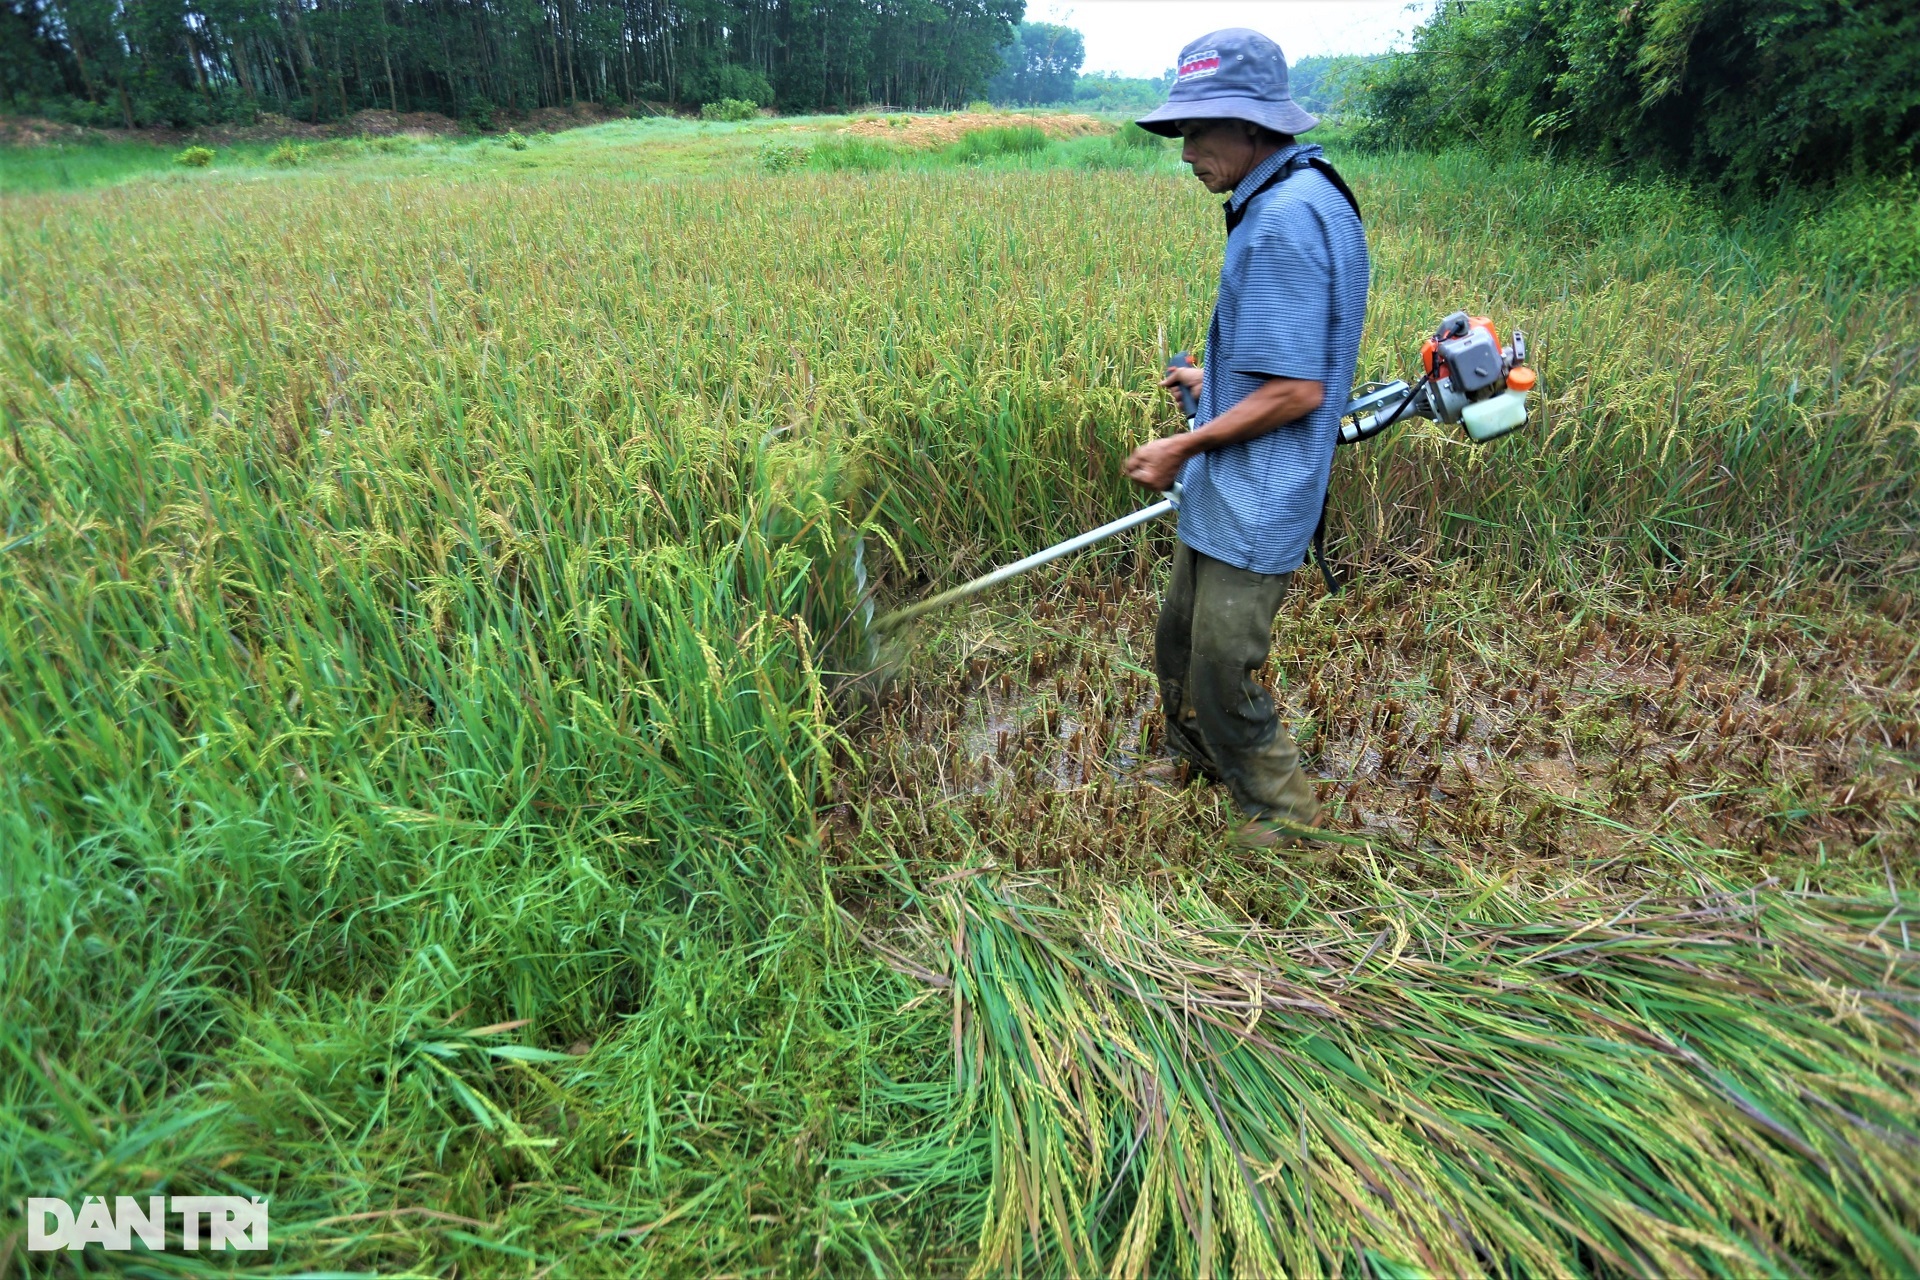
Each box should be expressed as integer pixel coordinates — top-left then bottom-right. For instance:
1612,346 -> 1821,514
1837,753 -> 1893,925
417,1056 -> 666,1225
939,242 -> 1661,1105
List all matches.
50,97 -> 124,129
266,140 -> 308,168
174,146 -> 215,168
700,98 -> 758,123
758,143 -> 810,173
695,62 -> 773,110
1524,168 -> 1707,246
504,130 -> 528,151
460,95 -> 495,133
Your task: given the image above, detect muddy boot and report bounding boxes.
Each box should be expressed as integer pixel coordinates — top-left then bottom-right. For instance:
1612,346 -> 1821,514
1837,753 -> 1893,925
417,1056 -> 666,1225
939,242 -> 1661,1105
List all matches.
1225,720 -> 1321,831
1230,815 -> 1314,850
1158,709 -> 1224,783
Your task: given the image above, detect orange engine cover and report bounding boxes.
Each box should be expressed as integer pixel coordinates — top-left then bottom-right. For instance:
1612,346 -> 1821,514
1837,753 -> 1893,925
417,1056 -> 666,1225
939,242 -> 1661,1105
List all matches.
1422,315 -> 1501,377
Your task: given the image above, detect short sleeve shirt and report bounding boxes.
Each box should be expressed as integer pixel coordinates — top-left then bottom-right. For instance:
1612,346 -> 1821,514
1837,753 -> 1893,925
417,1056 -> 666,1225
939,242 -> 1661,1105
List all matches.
1176,143 -> 1370,575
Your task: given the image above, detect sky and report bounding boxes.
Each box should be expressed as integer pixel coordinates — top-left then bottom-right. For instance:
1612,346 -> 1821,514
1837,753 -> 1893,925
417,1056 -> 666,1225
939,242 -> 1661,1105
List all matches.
1027,1 -> 1439,78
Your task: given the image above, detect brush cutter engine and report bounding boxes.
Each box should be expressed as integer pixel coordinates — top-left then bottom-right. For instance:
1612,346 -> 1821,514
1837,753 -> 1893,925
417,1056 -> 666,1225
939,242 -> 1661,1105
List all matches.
1168,310 -> 1537,446
1339,311 -> 1536,445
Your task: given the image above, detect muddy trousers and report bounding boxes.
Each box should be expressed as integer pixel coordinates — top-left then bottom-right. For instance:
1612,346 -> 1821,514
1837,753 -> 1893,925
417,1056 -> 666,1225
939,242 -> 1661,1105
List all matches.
1154,541 -> 1320,825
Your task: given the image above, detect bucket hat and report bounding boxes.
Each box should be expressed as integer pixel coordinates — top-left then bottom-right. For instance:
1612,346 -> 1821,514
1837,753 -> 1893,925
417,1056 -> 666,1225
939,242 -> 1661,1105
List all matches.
1136,29 -> 1319,138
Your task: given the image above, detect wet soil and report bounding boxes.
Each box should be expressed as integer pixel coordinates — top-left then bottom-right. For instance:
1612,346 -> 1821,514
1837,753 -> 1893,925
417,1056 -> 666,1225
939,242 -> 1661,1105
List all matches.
832,556 -> 1919,889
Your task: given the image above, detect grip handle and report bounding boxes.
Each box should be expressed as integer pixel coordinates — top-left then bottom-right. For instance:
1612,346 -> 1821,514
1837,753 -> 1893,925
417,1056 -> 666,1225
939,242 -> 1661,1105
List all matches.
1165,352 -> 1198,419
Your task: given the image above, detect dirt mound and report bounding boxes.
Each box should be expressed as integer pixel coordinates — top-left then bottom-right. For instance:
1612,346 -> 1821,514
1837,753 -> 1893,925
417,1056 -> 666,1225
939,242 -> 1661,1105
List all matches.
520,101 -> 647,132
343,109 -> 463,137
839,111 -> 1108,148
0,117 -> 100,147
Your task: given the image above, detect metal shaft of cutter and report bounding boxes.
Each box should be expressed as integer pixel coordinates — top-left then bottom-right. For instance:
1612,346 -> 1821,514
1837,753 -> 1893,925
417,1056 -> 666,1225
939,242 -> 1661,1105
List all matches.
871,496 -> 1176,633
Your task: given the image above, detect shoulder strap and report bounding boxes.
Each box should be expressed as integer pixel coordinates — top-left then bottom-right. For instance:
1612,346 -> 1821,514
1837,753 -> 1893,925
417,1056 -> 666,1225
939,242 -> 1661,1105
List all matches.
1223,153 -> 1363,233
1305,157 -> 1362,223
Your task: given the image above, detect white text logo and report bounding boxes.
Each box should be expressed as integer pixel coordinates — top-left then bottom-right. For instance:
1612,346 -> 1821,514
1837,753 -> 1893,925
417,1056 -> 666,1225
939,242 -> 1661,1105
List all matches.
26,1196 -> 268,1251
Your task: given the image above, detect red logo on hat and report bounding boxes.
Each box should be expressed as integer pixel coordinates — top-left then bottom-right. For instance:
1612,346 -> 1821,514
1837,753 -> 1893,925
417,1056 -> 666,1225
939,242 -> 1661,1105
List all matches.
1176,52 -> 1220,83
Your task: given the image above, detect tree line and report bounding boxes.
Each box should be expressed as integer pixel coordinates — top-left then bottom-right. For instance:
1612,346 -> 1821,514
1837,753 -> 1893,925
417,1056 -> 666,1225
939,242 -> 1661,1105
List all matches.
1360,0 -> 1918,191
0,0 -> 1023,128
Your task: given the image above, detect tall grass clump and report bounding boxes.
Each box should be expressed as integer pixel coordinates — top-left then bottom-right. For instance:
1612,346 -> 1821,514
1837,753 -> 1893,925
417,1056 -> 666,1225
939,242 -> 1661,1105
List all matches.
945,123 -> 1050,164
807,136 -> 901,171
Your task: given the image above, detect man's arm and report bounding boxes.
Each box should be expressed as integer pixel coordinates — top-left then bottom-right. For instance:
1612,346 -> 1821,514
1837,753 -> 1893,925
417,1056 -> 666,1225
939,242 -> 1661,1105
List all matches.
1123,375 -> 1324,492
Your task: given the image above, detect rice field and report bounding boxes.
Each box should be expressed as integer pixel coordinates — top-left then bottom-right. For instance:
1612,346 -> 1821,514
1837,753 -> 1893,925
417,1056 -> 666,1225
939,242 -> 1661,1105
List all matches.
2,119 -> 1917,1276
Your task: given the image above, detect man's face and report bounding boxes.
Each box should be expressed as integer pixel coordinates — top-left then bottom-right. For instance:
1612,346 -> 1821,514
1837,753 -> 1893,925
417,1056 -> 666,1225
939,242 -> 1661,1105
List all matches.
1177,119 -> 1262,194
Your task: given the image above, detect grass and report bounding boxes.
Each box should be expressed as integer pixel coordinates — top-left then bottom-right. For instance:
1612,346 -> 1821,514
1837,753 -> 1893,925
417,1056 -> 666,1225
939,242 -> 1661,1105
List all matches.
0,109 -> 1155,195
0,115 -> 1916,1275
0,139 -> 228,193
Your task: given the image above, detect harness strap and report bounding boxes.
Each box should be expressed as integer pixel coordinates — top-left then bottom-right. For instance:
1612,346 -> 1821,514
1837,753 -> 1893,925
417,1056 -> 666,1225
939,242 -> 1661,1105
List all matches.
1308,508 -> 1342,595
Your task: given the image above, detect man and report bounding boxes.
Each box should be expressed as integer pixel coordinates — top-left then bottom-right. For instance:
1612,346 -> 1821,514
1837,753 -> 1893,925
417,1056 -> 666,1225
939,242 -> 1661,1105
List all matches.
1123,29 -> 1370,848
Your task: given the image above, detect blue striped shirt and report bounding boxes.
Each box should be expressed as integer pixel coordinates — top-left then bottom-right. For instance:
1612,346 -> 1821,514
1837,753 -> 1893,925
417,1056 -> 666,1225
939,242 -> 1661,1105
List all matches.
1176,142 -> 1370,575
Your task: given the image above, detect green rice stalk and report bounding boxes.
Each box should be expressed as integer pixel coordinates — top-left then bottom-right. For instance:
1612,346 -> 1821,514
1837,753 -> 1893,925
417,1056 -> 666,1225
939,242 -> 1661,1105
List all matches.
888,871 -> 1920,1278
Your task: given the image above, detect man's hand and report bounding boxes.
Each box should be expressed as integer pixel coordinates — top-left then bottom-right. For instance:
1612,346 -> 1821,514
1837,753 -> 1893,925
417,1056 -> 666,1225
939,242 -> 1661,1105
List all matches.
1124,435 -> 1193,492
1160,363 -> 1203,410
1124,375 -> 1326,494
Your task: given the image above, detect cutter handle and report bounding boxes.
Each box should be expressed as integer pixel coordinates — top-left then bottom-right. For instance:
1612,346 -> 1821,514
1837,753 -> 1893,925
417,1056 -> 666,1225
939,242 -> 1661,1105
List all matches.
1165,352 -> 1199,419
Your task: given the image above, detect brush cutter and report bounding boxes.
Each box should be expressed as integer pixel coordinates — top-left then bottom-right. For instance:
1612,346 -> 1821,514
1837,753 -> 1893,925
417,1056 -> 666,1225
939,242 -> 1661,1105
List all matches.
870,312 -> 1535,634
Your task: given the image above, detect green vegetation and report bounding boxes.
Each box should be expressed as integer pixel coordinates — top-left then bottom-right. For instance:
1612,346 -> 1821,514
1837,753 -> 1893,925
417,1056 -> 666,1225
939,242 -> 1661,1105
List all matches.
1288,54 -> 1379,120
987,20 -> 1086,105
915,874 -> 1920,1276
751,120 -> 1177,176
1361,0 -> 1918,192
0,114 -> 1169,196
1,0 -> 1020,126
1797,176 -> 1920,283
2,112 -> 1916,1275
757,142 -> 810,173
173,145 -> 214,168
1069,71 -> 1168,115
0,139 -> 221,194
